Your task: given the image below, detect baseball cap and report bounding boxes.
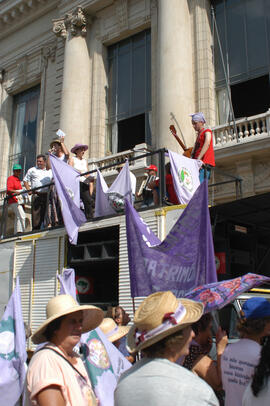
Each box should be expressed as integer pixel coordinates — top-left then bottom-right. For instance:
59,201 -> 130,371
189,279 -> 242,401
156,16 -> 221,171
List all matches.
146,164 -> 158,172
13,164 -> 22,171
242,297 -> 270,319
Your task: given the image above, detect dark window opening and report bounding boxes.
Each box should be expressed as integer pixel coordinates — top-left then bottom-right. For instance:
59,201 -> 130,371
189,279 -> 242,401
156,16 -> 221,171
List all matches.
231,75 -> 270,119
118,114 -> 145,152
67,226 -> 119,309
108,29 -> 151,153
10,85 -> 40,175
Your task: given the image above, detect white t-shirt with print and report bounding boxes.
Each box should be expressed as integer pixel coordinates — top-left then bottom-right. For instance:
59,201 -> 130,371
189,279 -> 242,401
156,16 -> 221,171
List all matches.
221,338 -> 261,406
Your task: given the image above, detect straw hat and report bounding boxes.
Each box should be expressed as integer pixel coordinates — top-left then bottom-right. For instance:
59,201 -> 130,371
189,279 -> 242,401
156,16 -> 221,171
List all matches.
50,139 -> 62,148
32,294 -> 103,344
127,291 -> 203,353
71,143 -> 88,154
99,318 -> 130,343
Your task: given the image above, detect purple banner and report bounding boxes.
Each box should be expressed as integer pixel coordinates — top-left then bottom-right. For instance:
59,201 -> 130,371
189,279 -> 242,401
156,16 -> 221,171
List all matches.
49,153 -> 86,245
126,180 -> 217,297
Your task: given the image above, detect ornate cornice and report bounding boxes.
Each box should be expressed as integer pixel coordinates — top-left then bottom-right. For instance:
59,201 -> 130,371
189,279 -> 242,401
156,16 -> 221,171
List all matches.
0,0 -> 58,40
52,6 -> 89,38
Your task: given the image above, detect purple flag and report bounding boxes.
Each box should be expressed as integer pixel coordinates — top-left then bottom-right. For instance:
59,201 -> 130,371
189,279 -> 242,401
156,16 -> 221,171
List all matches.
126,180 -> 217,297
169,150 -> 202,204
0,277 -> 27,405
185,273 -> 270,313
49,153 -> 86,245
58,269 -> 77,300
57,268 -> 131,406
95,160 -> 133,217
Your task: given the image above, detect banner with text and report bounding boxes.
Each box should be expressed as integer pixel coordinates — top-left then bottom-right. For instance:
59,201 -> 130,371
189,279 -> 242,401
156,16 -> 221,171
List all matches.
126,180 -> 217,297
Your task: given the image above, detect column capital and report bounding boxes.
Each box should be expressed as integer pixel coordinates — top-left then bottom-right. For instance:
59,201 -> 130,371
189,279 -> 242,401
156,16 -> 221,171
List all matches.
52,6 -> 89,39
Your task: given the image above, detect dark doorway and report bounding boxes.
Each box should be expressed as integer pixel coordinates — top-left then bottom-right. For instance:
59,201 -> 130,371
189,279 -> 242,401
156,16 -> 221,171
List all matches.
67,226 -> 119,309
231,75 -> 270,119
117,114 -> 145,152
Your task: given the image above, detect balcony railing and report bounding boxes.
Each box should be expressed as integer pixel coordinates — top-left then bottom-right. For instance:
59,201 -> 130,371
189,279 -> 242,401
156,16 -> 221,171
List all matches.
213,109 -> 270,148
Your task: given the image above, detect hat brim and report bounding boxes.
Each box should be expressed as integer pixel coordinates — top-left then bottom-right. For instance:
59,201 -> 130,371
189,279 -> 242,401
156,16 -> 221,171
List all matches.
32,304 -> 103,344
108,325 -> 130,343
71,145 -> 88,154
50,140 -> 62,148
126,299 -> 203,353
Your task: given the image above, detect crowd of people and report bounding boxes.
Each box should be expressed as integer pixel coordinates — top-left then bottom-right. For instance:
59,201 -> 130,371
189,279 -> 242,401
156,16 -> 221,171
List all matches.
23,292 -> 270,405
6,112 -> 215,235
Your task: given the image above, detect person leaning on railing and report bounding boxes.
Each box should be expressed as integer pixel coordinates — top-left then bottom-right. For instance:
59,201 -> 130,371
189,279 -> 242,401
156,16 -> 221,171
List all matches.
6,164 -> 26,235
23,154 -> 53,230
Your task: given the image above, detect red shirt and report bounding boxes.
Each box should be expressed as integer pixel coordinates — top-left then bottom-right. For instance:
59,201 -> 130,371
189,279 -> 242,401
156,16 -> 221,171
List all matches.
192,128 -> 215,166
155,174 -> 179,205
7,175 -> 22,204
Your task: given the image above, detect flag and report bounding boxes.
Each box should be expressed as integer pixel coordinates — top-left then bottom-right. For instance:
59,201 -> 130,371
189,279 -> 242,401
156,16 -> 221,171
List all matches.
0,277 -> 27,405
81,328 -> 131,406
126,180 -> 217,298
57,268 -> 131,406
95,160 -> 133,217
57,268 -> 77,300
49,153 -> 86,245
168,150 -> 202,204
185,273 -> 270,313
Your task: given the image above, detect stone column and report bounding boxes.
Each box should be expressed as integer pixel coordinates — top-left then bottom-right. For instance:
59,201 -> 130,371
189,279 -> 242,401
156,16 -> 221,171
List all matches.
0,72 -> 13,189
156,0 -> 195,152
53,6 -> 91,153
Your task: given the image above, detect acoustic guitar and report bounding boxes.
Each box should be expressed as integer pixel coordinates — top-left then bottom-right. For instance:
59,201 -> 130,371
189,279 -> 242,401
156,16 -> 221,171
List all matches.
169,125 -> 193,158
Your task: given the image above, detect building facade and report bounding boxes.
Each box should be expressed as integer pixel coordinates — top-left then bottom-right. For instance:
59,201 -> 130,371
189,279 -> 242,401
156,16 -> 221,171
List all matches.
1,0 -> 270,330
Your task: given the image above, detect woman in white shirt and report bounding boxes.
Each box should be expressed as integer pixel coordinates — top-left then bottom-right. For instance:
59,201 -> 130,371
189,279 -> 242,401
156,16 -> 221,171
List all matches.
69,143 -> 94,220
242,336 -> 270,406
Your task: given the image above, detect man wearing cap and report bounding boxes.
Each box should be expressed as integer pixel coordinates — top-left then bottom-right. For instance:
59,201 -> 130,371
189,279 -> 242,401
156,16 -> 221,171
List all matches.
25,294 -> 103,405
7,164 -> 26,234
23,155 -> 53,230
115,291 -> 219,405
140,164 -> 158,208
191,112 -> 215,183
221,297 -> 270,406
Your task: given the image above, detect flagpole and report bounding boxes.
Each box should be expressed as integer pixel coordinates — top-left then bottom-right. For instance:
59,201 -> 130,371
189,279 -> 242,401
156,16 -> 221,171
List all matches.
132,297 -> 136,317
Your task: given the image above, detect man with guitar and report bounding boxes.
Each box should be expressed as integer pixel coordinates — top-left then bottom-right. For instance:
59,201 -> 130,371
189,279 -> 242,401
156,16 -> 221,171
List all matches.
190,112 -> 215,182
170,112 -> 215,182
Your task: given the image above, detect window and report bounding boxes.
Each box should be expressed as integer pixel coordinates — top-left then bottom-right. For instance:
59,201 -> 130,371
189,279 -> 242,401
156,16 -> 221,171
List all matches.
108,29 -> 151,153
213,0 -> 270,123
10,85 -> 40,174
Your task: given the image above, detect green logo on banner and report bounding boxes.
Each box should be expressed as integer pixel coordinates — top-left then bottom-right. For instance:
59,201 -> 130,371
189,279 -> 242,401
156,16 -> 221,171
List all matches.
83,330 -> 113,387
0,316 -> 17,361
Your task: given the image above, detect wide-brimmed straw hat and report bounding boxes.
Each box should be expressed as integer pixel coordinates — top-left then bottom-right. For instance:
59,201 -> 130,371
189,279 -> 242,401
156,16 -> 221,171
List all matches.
50,139 -> 62,148
99,318 -> 130,343
71,143 -> 88,154
32,294 -> 103,344
127,291 -> 203,353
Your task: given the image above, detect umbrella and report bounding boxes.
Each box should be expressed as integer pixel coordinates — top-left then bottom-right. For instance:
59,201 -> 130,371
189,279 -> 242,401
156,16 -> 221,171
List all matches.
185,273 -> 270,313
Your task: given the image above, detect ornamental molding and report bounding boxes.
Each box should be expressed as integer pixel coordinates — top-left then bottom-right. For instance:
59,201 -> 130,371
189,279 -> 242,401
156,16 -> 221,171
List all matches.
52,6 -> 89,38
115,0 -> 128,32
0,0 -> 57,38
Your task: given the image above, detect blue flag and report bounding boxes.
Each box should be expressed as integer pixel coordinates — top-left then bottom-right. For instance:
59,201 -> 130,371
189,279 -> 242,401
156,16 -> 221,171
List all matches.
126,180 -> 217,297
49,153 -> 86,245
95,160 -> 133,217
0,277 -> 27,405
